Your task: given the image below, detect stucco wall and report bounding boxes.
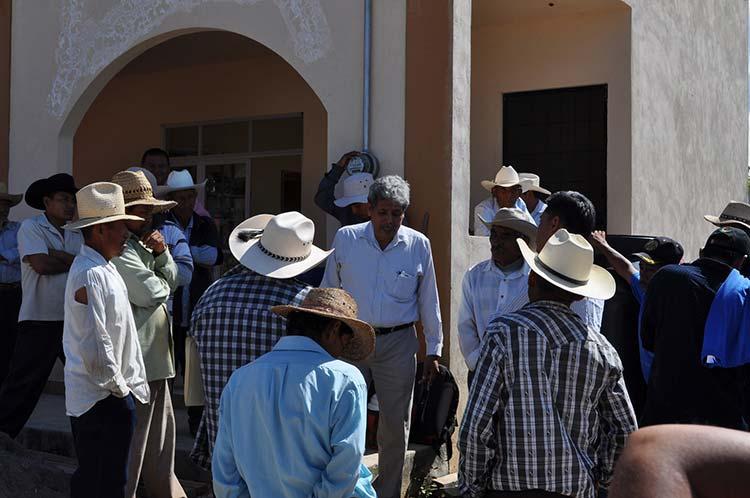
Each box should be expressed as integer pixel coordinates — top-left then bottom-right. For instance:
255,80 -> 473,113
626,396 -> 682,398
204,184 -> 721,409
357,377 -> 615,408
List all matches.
626,0 -> 748,257
0,0 -> 9,182
471,5 -> 631,233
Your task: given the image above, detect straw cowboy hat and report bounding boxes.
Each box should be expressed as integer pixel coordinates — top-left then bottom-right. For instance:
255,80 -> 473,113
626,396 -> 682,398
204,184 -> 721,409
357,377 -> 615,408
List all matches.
155,169 -> 207,197
704,201 -> 750,232
62,182 -> 144,230
518,228 -> 616,300
478,207 -> 538,245
481,165 -> 521,192
127,167 -> 158,190
25,173 -> 79,210
229,211 -> 333,279
271,287 -> 375,361
111,170 -> 177,213
519,173 -> 551,196
0,183 -> 22,207
334,172 -> 374,208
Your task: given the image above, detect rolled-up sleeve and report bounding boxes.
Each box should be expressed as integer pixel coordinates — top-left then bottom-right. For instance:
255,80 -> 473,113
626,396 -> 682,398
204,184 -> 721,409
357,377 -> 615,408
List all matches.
17,219 -> 49,260
458,271 -> 481,370
112,245 -> 176,309
418,239 -> 443,356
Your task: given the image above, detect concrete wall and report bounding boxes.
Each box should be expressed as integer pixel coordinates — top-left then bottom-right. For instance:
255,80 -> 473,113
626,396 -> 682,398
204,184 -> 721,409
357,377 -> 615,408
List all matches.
626,0 -> 748,257
470,4 -> 631,233
0,0 -> 9,182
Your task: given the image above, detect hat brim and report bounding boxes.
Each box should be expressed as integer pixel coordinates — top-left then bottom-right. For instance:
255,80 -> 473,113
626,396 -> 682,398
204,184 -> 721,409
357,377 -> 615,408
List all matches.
518,238 -> 616,300
334,194 -> 368,208
632,252 -> 658,265
523,185 -> 552,196
270,305 -> 375,361
0,194 -> 22,207
481,180 -> 519,192
154,180 -> 207,198
25,178 -> 79,210
62,214 -> 145,230
124,198 -> 178,214
478,214 -> 537,245
704,214 -> 750,232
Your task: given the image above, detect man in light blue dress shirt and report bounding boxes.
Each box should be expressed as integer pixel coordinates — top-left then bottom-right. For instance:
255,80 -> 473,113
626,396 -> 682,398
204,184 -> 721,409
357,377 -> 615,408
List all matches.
519,172 -> 550,226
0,183 -> 23,386
474,165 -> 529,236
322,175 -> 443,498
212,287 -> 376,498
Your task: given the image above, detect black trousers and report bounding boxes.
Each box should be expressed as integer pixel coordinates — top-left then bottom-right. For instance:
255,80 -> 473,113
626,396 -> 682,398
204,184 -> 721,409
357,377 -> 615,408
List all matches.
70,394 -> 136,498
0,320 -> 65,437
485,490 -> 568,498
0,284 -> 22,387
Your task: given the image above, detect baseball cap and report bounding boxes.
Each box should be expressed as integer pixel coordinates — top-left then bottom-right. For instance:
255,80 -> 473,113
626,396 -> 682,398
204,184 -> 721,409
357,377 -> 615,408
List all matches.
703,227 -> 750,257
633,237 -> 684,266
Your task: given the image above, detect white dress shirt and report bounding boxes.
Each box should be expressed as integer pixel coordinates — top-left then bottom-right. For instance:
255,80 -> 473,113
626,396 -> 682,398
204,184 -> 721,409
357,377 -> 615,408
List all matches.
571,297 -> 604,332
63,244 -> 150,417
458,259 -> 530,371
321,222 -> 443,356
17,214 -> 83,321
474,197 -> 530,236
528,199 -> 548,226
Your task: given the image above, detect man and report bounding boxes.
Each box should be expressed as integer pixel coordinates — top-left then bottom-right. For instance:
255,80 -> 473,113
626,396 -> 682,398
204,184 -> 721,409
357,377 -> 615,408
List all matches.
0,183 -> 23,386
459,229 -> 637,498
590,232 -> 683,382
705,201 -> 750,275
315,151 -> 372,226
142,148 -> 211,218
519,173 -> 550,226
640,227 -> 750,428
110,170 -> 185,498
474,165 -> 528,236
536,191 -> 604,332
0,173 -> 81,438
62,182 -> 149,498
212,287 -> 376,498
458,208 -> 537,379
189,211 -> 330,469
322,175 -> 443,498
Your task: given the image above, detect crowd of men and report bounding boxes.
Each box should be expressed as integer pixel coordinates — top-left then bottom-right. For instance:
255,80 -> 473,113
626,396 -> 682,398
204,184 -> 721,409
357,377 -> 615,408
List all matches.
1,149 -> 750,498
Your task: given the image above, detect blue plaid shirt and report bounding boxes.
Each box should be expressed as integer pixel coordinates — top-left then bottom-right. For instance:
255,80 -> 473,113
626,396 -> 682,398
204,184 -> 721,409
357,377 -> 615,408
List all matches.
189,265 -> 310,469
0,221 -> 20,283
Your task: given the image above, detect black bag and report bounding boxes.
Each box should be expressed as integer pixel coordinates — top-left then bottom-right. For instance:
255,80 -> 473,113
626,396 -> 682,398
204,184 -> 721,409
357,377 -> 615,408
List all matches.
409,363 -> 459,459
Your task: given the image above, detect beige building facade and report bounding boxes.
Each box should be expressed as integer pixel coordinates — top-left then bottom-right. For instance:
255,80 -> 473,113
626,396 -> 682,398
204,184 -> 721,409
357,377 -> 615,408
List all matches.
1,0 -> 748,406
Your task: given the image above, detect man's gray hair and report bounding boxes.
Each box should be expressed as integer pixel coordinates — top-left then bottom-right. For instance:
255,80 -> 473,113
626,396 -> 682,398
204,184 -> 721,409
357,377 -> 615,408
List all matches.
368,175 -> 410,210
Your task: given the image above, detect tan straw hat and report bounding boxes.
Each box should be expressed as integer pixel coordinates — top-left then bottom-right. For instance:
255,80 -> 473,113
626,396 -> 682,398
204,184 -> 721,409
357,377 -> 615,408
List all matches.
63,182 -> 144,230
518,228 -> 615,300
704,201 -> 750,232
271,288 -> 375,361
478,207 -> 538,246
0,182 -> 22,207
481,165 -> 521,192
519,173 -> 551,196
111,170 -> 176,213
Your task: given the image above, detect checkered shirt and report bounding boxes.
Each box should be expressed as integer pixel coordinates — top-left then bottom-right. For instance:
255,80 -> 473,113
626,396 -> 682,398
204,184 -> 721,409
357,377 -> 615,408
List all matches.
188,265 -> 310,469
458,300 -> 637,498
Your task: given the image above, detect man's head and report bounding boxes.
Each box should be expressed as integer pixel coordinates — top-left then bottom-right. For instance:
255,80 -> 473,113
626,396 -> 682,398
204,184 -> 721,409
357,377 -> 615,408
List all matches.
633,237 -> 684,286
124,204 -> 154,236
492,185 -> 523,209
81,220 -> 130,260
481,208 -> 538,267
43,191 -> 77,223
334,172 -> 373,221
518,173 -> 551,211
286,311 -> 354,358
537,191 -> 596,250
527,270 -> 583,306
368,175 -> 410,242
481,166 -> 522,209
24,173 -> 78,221
700,227 -> 750,270
0,183 -> 21,227
111,169 -> 176,237
169,188 -> 197,220
141,148 -> 171,186
0,200 -> 11,226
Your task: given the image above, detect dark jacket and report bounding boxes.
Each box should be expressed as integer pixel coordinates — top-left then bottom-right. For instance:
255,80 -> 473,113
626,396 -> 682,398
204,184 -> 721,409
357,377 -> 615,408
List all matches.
314,166 -> 369,227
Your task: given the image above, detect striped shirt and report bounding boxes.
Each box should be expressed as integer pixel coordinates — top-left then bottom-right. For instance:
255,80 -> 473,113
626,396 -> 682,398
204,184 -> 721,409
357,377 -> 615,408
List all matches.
458,300 -> 637,498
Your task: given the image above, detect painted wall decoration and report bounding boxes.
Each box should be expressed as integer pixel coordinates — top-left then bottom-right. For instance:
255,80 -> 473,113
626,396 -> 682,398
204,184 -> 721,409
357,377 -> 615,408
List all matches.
48,0 -> 332,118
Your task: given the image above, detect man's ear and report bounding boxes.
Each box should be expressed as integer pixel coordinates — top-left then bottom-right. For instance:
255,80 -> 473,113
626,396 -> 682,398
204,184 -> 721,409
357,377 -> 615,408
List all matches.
549,215 -> 561,233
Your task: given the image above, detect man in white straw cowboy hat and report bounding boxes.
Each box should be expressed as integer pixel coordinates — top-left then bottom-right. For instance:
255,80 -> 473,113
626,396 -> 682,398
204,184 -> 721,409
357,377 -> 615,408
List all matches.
458,208 -> 537,382
459,228 -> 637,498
315,151 -> 373,227
188,211 -> 331,470
212,287 -> 376,498
61,182 -> 150,498
519,172 -> 551,226
0,182 -> 23,386
474,165 -> 530,236
704,200 -> 750,234
109,170 -> 186,498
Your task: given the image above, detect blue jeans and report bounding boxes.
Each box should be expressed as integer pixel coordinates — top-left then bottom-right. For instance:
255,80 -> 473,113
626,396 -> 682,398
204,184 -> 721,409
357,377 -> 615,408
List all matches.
70,394 -> 136,498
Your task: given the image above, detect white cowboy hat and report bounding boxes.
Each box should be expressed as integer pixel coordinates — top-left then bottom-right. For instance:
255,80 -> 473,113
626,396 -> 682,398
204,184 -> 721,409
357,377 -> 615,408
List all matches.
518,228 -> 615,300
519,173 -> 551,196
63,182 -> 144,230
481,165 -> 521,192
478,207 -> 538,245
229,211 -> 333,279
704,201 -> 750,232
334,172 -> 374,208
155,169 -> 207,197
0,182 -> 22,207
112,170 -> 177,213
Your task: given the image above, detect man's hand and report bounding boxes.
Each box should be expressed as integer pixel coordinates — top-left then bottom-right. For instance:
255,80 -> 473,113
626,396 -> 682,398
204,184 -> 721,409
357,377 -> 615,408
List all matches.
334,151 -> 360,171
141,230 -> 166,255
422,355 -> 440,384
590,230 -> 609,252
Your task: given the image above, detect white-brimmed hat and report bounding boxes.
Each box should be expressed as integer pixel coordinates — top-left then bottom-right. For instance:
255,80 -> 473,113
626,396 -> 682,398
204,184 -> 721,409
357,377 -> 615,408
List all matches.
518,228 -> 615,300
112,170 -> 177,213
334,173 -> 374,208
519,173 -> 551,196
229,211 -> 333,279
704,201 -> 750,232
63,182 -> 144,230
478,207 -> 538,246
155,170 -> 207,197
0,182 -> 22,207
481,165 -> 521,192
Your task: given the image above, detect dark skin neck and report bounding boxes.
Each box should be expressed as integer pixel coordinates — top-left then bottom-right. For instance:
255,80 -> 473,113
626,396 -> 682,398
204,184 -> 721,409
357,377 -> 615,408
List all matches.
526,195 -> 539,211
45,212 -> 67,235
175,211 -> 192,229
494,258 -> 524,273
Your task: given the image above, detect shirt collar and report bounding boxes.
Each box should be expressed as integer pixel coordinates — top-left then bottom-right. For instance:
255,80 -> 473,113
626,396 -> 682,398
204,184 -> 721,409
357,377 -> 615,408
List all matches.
529,299 -> 578,314
483,259 -> 529,279
361,222 -> 406,250
272,335 -> 333,358
79,244 -> 110,266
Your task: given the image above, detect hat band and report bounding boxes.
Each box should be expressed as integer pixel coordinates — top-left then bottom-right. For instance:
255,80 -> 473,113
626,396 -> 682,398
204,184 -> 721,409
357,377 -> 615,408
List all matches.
535,256 -> 589,286
720,213 -> 750,224
257,241 -> 310,263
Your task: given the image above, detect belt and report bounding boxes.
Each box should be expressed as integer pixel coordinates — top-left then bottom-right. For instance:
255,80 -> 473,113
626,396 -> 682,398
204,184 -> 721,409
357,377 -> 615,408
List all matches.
0,282 -> 20,290
375,322 -> 414,336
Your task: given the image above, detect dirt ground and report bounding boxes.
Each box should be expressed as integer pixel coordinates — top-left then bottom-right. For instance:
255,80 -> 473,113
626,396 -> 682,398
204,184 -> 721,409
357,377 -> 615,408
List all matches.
0,433 -> 68,498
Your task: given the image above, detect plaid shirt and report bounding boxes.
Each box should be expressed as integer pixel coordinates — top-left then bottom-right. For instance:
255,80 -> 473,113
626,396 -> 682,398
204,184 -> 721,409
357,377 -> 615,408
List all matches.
188,265 -> 310,469
458,300 -> 637,498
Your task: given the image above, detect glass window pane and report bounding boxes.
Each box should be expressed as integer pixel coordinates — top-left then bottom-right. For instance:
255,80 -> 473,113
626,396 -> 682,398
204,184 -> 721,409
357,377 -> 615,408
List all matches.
165,126 -> 199,157
250,155 -> 302,215
251,116 -> 303,152
202,121 -> 250,155
205,163 -> 247,273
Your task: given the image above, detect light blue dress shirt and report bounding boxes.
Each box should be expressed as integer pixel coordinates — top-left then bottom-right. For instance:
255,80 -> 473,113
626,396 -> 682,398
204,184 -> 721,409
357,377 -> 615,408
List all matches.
321,222 -> 443,356
528,199 -> 547,226
212,335 -> 376,498
0,221 -> 21,283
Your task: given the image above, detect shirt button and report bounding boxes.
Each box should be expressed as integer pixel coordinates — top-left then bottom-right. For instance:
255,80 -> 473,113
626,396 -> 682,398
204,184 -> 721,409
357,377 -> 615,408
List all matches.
527,431 -> 532,436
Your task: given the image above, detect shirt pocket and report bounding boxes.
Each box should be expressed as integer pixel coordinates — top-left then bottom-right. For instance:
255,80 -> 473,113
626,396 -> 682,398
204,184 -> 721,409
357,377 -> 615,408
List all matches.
387,269 -> 419,302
